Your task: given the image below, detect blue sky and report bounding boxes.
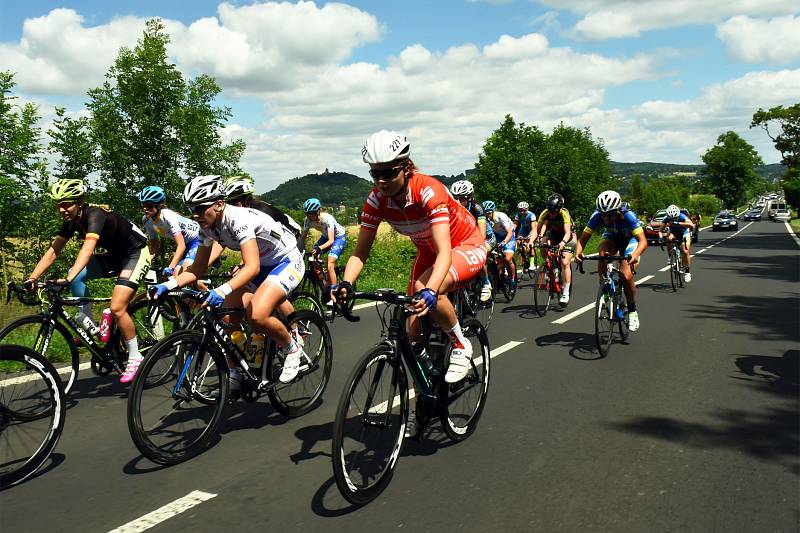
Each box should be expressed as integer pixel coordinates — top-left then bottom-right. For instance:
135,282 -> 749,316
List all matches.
2,1 -> 798,189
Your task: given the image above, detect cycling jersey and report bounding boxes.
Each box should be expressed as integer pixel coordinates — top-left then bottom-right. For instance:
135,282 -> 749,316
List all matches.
248,198 -> 302,237
142,208 -> 200,243
57,204 -> 147,256
488,211 -> 515,241
360,172 -> 478,252
538,208 -> 572,234
663,213 -> 689,236
200,205 -> 299,267
514,211 -> 535,238
584,208 -> 644,240
463,200 -> 487,227
303,212 -> 346,239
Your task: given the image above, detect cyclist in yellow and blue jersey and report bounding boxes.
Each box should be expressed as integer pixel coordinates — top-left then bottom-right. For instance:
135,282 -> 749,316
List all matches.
514,201 -> 538,273
652,204 -> 695,282
535,194 -> 576,304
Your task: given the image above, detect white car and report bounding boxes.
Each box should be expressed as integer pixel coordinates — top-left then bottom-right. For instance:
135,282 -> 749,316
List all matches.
773,208 -> 791,222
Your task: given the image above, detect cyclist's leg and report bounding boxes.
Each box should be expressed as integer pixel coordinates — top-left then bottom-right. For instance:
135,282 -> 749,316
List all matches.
117,247 -> 152,382
503,238 -> 517,281
69,255 -> 107,319
326,236 -> 347,287
597,236 -> 615,281
681,232 -> 691,269
619,236 -> 638,308
561,238 -> 576,295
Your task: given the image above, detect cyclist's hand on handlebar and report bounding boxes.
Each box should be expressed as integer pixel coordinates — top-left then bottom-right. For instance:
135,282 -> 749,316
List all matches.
162,266 -> 174,277
54,278 -> 70,287
312,245 -> 321,257
575,251 -> 585,262
149,283 -> 170,300
331,280 -> 353,304
413,288 -> 438,316
23,278 -> 38,291
626,254 -> 635,265
203,289 -> 226,308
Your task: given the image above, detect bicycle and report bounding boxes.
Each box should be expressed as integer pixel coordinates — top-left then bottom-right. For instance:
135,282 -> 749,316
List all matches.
516,237 -> 536,281
1,282 -> 180,395
487,244 -> 517,302
453,277 -> 494,331
578,256 -> 631,357
660,235 -> 685,292
0,344 -> 66,489
531,244 -> 571,317
291,252 -> 355,321
331,289 -> 490,505
127,288 -> 333,465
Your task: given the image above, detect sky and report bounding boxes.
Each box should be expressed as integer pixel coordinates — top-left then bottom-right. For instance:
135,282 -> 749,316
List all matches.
2,0 -> 799,191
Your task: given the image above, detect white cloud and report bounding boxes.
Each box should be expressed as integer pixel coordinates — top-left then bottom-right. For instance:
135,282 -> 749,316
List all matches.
716,15 -> 800,64
536,0 -> 799,39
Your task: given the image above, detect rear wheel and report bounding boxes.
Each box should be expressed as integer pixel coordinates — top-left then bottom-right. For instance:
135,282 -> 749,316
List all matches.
332,346 -> 407,506
594,284 -> 614,357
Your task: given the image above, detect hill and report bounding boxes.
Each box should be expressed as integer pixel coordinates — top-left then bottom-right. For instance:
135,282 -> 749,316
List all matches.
611,161 -> 786,181
259,170 -> 373,209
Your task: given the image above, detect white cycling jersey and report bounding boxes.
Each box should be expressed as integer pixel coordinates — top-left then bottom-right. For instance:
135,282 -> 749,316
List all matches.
200,204 -> 300,266
142,208 -> 200,242
490,211 -> 514,240
303,212 -> 346,239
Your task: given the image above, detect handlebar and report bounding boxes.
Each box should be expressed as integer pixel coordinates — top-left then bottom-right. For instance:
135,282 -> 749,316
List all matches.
577,255 -> 631,274
6,280 -> 68,305
336,288 -> 417,323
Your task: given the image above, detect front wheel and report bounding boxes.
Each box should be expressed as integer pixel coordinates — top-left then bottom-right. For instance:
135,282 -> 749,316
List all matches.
668,251 -> 677,292
332,345 -> 408,506
441,318 -> 490,441
267,310 -> 332,417
532,267 -> 551,317
594,284 -> 614,357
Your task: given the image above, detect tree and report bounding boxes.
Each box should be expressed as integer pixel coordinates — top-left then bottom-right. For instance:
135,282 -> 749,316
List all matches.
87,18 -> 244,217
782,167 -> 800,211
47,107 -> 96,180
701,131 -> 764,209
751,104 -> 799,170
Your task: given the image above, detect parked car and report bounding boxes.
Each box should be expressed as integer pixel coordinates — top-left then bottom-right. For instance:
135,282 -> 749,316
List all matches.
644,208 -> 701,244
742,209 -> 762,221
712,211 -> 739,231
773,208 -> 792,222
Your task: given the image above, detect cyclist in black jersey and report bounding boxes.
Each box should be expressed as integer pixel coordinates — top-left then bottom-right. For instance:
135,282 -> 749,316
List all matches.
24,179 -> 152,383
450,180 -> 492,301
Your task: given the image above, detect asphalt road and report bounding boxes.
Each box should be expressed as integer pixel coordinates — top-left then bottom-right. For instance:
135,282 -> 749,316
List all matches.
2,218 -> 798,533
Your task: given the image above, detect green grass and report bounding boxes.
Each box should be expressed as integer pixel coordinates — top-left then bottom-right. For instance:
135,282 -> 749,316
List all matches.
790,209 -> 800,237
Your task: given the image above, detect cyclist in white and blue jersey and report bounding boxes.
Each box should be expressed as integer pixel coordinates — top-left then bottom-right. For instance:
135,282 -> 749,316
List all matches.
483,200 -> 517,289
575,190 -> 647,331
514,201 -> 538,272
653,204 -> 695,282
300,198 -> 347,290
139,186 -> 200,278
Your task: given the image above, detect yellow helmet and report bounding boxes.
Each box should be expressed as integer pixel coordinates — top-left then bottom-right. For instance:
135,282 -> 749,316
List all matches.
50,179 -> 86,201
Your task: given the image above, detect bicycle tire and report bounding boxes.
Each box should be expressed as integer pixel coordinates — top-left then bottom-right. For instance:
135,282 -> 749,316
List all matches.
677,253 -> 685,288
289,290 -> 325,317
332,345 -> 407,506
0,344 -> 66,489
127,330 -> 227,465
532,267 -> 551,317
616,286 -> 630,342
472,282 -> 494,331
668,250 -> 677,292
440,318 -> 490,442
128,299 -> 185,357
594,284 -> 614,357
0,315 -> 79,395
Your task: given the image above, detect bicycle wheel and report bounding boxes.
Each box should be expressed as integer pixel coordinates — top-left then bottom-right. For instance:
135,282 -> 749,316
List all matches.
668,251 -> 677,292
472,283 -> 494,331
677,254 -> 685,288
441,318 -> 490,442
532,267 -> 551,317
127,331 -> 227,465
128,299 -> 185,356
332,345 -> 408,506
0,345 -> 66,489
0,315 -> 79,396
594,284 -> 614,357
267,310 -> 332,417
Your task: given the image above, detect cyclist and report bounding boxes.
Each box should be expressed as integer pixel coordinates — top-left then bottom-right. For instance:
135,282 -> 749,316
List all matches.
138,185 -> 201,278
535,193 -> 576,304
223,175 -> 303,244
151,175 -> 306,387
334,130 -> 485,390
575,190 -> 647,331
483,200 -> 517,290
514,201 -> 537,273
654,204 -> 695,282
450,180 -> 492,302
300,197 -> 347,292
24,179 -> 152,383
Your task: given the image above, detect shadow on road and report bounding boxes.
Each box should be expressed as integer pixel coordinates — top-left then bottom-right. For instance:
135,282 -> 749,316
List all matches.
501,304 -> 539,320
535,331 -> 602,360
686,292 -> 798,343
733,349 -> 800,398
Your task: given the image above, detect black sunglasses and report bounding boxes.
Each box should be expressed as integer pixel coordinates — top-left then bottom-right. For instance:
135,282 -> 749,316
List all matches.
369,164 -> 405,181
189,203 -> 214,215
56,201 -> 77,210
142,203 -> 158,210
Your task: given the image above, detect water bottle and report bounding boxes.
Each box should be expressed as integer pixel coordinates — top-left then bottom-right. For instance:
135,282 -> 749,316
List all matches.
231,330 -> 247,354
413,344 -> 434,374
98,308 -> 113,343
75,311 -> 99,336
250,333 -> 266,367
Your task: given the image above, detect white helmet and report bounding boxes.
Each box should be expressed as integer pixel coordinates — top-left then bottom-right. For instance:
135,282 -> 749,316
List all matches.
517,201 -> 529,209
450,180 -> 474,197
666,204 -> 680,218
183,175 -> 223,206
596,190 -> 622,213
362,130 -> 410,164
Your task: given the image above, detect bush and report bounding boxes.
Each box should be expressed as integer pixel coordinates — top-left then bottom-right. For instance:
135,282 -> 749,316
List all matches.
688,194 -> 721,218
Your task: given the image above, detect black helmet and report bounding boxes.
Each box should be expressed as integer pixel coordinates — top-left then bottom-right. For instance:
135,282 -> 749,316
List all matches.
546,193 -> 564,212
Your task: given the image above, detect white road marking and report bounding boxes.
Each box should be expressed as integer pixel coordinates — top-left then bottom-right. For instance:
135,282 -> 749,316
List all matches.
108,490 -> 217,533
1,361 -> 91,386
783,221 -> 800,248
551,275 -> 653,324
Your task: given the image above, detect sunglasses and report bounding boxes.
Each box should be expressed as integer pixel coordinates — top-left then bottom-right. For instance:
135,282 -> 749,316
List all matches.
369,164 -> 405,181
142,203 -> 158,210
189,203 -> 214,215
56,201 -> 77,210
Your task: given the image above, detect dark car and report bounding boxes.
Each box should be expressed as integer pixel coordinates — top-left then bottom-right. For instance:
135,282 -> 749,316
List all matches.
742,209 -> 762,221
712,211 -> 739,231
645,208 -> 701,244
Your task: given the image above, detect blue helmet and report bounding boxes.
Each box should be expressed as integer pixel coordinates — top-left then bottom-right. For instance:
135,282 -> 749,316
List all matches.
137,185 -> 166,204
303,198 -> 322,213
482,200 -> 496,212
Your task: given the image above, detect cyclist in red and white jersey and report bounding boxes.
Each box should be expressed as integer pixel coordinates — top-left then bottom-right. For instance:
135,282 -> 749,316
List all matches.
334,131 -> 485,392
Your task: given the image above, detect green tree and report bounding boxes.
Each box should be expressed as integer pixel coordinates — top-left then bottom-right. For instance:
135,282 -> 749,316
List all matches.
701,131 -> 764,209
782,167 -> 800,211
47,107 -> 96,180
750,104 -> 799,169
87,18 -> 244,217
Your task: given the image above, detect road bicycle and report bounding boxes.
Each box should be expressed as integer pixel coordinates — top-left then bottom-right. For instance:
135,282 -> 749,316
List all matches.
578,256 -> 631,357
1,282 -> 180,395
331,289 -> 490,505
531,244 -> 572,317
127,288 -> 332,465
0,344 -> 66,490
660,235 -> 686,292
290,252 -> 355,321
516,237 -> 537,281
487,244 -> 517,303
453,276 -> 494,331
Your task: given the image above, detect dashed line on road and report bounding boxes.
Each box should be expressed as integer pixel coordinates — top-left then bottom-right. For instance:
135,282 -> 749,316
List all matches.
551,275 -> 654,324
107,490 -> 217,533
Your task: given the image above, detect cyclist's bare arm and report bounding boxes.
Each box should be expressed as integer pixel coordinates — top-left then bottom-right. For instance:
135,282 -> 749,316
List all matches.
169,232 -> 187,270
207,241 -> 225,266
65,236 -> 99,283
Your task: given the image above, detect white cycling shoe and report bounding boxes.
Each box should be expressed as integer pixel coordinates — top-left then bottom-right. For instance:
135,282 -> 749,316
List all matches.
479,282 -> 492,302
628,311 -> 640,332
684,272 -> 692,282
559,292 -> 570,305
445,345 -> 473,383
279,348 -> 304,383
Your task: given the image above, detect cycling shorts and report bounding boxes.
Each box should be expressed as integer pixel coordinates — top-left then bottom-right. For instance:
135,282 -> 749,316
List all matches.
669,229 -> 691,246
501,237 -> 517,254
71,246 -> 152,293
314,235 -> 347,259
600,234 -> 638,259
408,233 -> 486,294
246,253 -> 305,296
546,230 -> 577,252
176,238 -> 200,267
